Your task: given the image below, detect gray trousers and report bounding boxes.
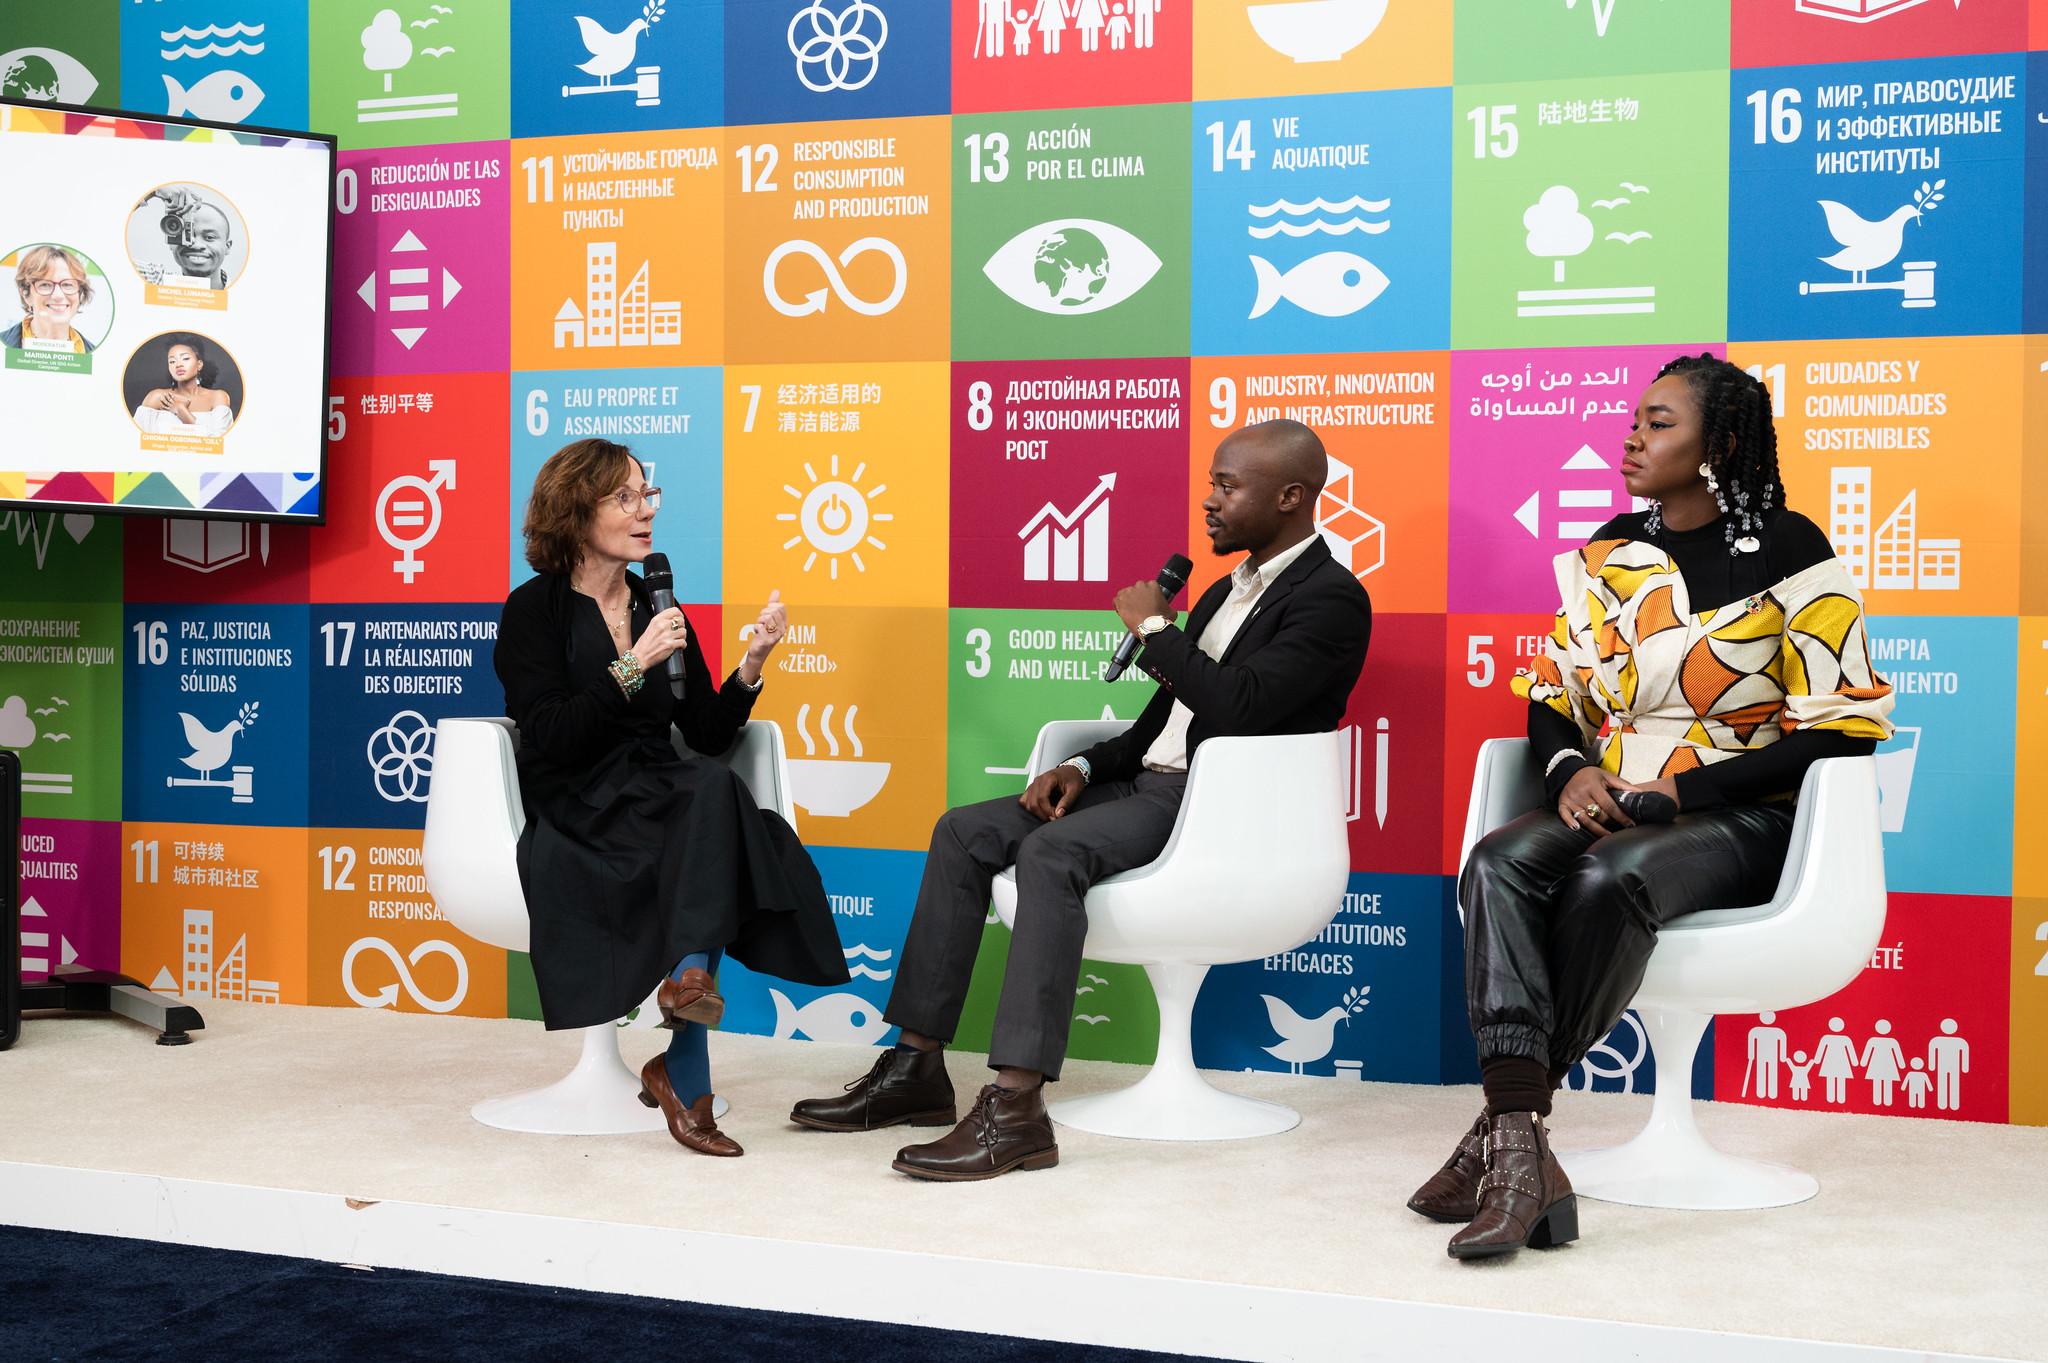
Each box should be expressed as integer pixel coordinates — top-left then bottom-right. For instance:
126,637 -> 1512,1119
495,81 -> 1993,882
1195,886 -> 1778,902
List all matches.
884,771 -> 1187,1079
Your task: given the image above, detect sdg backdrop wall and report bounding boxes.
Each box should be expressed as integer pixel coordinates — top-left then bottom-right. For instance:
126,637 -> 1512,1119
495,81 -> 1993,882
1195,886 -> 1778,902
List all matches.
3,0 -> 2045,1125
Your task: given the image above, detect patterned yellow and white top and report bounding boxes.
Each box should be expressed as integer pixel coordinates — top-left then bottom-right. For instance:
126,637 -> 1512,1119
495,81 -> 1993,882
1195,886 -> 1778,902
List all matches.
1513,532 -> 1895,785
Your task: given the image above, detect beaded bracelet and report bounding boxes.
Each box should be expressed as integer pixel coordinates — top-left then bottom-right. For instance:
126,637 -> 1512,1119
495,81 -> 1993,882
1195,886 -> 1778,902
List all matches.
608,650 -> 644,697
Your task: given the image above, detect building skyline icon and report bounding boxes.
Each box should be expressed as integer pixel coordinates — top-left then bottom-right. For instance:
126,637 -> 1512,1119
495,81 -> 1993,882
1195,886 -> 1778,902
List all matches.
553,242 -> 682,349
1829,466 -> 1960,592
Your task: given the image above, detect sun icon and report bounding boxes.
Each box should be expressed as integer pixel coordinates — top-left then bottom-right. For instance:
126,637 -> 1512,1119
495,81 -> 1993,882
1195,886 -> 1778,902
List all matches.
778,454 -> 891,580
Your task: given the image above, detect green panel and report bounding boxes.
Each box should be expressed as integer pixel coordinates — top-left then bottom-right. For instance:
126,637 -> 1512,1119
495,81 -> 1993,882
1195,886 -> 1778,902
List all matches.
0,0 -> 120,106
0,510 -> 122,604
507,949 -> 542,1022
944,606 -> 1165,1065
309,0 -> 510,150
1453,0 -> 1730,82
3,600 -> 122,821
1450,70 -> 1729,349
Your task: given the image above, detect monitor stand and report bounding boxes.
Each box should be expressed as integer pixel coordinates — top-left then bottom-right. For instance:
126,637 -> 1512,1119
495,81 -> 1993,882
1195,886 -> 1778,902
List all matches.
16,967 -> 207,1046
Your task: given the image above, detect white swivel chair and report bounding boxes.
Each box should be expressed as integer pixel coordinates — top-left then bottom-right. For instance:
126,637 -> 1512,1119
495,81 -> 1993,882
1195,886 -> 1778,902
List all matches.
989,720 -> 1351,1141
1459,737 -> 1886,1209
423,718 -> 794,1134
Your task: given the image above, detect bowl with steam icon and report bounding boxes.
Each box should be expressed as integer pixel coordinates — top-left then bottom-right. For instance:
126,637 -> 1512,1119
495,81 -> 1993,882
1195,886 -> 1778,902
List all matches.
787,701 -> 890,818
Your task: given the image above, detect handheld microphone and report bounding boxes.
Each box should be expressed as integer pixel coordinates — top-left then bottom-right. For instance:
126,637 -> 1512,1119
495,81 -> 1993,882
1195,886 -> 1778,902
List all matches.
1105,553 -> 1193,682
641,553 -> 686,700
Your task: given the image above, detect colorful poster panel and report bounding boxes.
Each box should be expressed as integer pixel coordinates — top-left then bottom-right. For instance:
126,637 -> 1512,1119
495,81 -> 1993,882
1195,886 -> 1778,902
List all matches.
2,602 -> 122,823
16,819 -> 122,980
1727,56 -> 2025,341
123,603 -> 309,828
1863,615 -> 2017,898
1731,0 -> 2027,68
946,607 -> 1165,806
0,1 -> 120,107
1193,873 -> 1452,1085
0,508 -> 123,604
2027,336 -> 2048,614
723,362 -> 948,609
949,359 -> 1191,611
722,0 -> 950,126
2027,53 -> 2048,336
1731,337 -> 2023,619
1718,892 -> 2009,1124
510,0 -> 723,138
1189,353 -> 1449,611
1191,0 -> 1450,101
1191,88 -> 1451,357
123,516 -> 313,605
509,128 -> 724,370
306,827 -> 508,1018
951,103 -> 1190,362
719,844 -> 919,1049
951,910 -> 1158,1066
121,820 -> 308,1007
307,372 -> 510,605
2021,615 -> 2048,899
1446,344 -> 1689,614
1338,613 -> 1447,877
948,0 -> 1189,115
333,141 -> 510,376
1455,0 -> 1730,82
119,2 -> 311,129
308,605 -> 503,831
724,115 -> 950,364
508,366 -> 723,598
737,603 -> 946,850
1450,72 -> 1728,349
2013,897 -> 2048,1125
308,0 -> 510,152
1440,614 -> 1555,871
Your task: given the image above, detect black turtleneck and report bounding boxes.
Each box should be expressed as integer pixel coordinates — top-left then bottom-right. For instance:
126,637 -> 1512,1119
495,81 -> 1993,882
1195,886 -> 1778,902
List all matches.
1529,507 -> 1878,811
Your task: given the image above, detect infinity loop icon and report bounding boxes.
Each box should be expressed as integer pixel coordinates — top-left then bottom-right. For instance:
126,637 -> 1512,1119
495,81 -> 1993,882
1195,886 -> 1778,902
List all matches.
764,237 -> 907,318
343,936 -> 470,1013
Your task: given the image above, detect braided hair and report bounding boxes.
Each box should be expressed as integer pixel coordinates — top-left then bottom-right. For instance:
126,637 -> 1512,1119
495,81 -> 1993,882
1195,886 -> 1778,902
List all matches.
1652,353 -> 1784,555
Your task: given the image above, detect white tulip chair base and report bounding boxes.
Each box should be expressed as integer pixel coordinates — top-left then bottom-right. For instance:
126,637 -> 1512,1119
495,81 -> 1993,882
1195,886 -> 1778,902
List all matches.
1557,1006 -> 1816,1211
470,1025 -> 728,1135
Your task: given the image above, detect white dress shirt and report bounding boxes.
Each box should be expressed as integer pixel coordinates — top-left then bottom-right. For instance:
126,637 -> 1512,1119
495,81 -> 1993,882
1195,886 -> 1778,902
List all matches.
1140,532 -> 1320,774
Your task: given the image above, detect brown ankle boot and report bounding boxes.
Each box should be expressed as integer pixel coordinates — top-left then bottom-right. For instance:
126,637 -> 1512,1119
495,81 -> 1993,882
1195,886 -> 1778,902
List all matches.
1407,1111 -> 1487,1223
890,1083 -> 1058,1181
1446,1111 -> 1577,1260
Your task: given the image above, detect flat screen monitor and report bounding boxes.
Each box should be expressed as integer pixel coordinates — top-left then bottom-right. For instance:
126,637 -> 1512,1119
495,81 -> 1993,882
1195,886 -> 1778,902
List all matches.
0,99 -> 335,523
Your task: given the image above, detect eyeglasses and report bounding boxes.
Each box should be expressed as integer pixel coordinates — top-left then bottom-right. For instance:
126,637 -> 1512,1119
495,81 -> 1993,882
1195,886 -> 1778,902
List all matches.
603,486 -> 662,514
30,280 -> 82,297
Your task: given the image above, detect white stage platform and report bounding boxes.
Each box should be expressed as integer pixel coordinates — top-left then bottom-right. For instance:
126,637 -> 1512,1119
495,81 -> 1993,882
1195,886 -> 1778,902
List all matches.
0,1002 -> 2037,1362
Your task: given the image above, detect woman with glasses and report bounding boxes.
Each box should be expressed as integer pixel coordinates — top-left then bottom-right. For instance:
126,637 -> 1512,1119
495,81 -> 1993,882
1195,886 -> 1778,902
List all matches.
131,334 -> 234,435
5,245 -> 99,353
494,438 -> 848,1157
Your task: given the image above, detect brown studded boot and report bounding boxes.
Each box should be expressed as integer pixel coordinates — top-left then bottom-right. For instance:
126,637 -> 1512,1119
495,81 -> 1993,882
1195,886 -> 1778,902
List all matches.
1406,1111 -> 1487,1223
1446,1110 -> 1578,1260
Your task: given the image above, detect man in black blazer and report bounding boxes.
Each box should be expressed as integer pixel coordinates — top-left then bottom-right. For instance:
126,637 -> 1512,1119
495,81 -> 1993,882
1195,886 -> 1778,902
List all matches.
790,420 -> 1372,1179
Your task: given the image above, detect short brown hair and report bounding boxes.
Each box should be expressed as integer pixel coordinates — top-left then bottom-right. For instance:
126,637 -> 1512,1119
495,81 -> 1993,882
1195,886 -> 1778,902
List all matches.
14,244 -> 95,313
521,438 -> 642,575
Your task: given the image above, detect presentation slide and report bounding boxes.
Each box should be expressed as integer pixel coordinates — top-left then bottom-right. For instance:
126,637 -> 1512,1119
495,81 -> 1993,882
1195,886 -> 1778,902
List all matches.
0,101 -> 333,520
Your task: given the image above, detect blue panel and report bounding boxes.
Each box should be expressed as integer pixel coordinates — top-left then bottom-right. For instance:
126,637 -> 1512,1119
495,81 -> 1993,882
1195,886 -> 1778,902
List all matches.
510,0 -> 724,137
121,1 -> 310,129
723,0 -> 949,127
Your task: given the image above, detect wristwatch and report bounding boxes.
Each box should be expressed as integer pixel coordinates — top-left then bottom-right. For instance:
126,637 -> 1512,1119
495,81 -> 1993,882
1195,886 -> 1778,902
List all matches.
1138,614 -> 1170,638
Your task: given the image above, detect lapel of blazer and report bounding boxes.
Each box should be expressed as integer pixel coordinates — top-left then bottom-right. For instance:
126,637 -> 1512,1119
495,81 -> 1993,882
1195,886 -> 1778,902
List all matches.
1181,572 -> 1234,644
1218,535 -> 1331,664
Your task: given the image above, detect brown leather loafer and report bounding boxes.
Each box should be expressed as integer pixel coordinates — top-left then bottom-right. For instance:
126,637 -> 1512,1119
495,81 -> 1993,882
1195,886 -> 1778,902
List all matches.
790,1045 -> 957,1132
1447,1111 -> 1577,1260
1407,1111 -> 1487,1223
656,968 -> 724,1029
638,1055 -> 742,1157
891,1083 -> 1058,1182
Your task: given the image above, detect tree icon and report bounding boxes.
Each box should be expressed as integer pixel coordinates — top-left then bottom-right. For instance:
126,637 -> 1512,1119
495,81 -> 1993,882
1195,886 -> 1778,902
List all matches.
1524,185 -> 1595,284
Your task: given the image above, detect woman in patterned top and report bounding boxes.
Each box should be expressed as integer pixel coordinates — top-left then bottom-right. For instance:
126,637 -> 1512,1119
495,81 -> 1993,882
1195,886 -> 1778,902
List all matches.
1415,354 -> 1894,1260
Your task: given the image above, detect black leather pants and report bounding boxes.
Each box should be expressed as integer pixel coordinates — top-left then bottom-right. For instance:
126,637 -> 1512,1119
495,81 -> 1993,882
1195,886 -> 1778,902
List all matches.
1460,803 -> 1795,1072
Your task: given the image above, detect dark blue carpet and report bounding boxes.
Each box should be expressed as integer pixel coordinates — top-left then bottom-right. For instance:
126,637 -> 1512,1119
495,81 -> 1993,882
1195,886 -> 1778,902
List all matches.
0,1225 -> 1224,1362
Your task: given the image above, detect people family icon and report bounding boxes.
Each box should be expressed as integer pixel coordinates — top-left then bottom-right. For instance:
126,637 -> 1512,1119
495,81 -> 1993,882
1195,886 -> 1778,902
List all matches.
1743,1011 -> 1968,1112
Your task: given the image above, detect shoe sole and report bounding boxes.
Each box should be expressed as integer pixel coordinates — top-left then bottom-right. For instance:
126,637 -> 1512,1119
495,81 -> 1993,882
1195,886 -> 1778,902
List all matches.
889,1148 -> 1059,1181
656,997 -> 725,1029
788,1107 -> 957,1133
1446,1194 -> 1580,1260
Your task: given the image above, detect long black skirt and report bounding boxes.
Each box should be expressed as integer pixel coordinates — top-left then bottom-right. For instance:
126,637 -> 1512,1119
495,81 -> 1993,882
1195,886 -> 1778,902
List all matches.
515,741 -> 850,1030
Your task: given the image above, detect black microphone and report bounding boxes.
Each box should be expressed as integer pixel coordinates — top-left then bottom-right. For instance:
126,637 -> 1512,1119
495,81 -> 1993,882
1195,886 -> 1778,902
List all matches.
1105,553 -> 1193,682
641,552 -> 685,700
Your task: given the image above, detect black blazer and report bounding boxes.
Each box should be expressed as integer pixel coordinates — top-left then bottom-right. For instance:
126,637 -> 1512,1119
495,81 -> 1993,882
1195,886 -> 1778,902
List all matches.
1074,534 -> 1372,784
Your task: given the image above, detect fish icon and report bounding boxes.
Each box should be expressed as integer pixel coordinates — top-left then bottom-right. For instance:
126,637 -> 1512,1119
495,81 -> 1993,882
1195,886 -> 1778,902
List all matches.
1248,251 -> 1389,320
163,70 -> 265,123
769,988 -> 894,1044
